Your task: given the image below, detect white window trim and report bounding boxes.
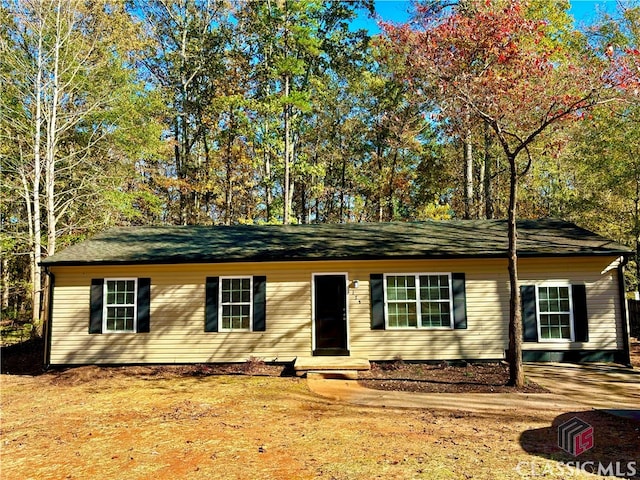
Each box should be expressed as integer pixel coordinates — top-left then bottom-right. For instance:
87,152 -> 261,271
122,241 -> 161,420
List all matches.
383,273 -> 454,330
219,276 -> 253,332
535,283 -> 575,343
103,278 -> 138,333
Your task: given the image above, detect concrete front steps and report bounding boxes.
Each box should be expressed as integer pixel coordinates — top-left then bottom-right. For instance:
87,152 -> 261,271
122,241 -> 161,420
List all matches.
293,356 -> 370,380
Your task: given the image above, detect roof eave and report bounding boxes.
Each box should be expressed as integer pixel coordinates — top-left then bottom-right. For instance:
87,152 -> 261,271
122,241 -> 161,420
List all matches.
40,249 -> 631,267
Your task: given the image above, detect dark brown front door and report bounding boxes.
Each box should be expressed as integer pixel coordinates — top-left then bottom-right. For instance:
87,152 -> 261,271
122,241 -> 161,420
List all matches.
313,275 -> 348,356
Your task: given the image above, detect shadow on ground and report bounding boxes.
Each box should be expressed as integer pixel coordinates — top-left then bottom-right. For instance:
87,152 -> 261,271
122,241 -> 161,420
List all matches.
1,337 -> 45,375
520,410 -> 640,478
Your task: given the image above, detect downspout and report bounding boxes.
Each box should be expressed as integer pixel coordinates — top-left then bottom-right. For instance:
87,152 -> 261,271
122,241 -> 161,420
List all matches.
617,256 -> 631,367
42,266 -> 54,369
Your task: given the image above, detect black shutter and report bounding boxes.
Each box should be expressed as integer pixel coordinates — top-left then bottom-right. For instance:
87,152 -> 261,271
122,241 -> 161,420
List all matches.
572,284 -> 589,342
370,274 -> 385,330
452,273 -> 467,329
253,276 -> 266,331
137,278 -> 151,333
521,285 -> 538,342
205,277 -> 219,332
89,278 -> 104,334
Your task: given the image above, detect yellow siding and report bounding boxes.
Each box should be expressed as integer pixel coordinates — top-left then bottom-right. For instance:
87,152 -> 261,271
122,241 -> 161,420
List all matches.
48,256 -> 625,365
518,257 -> 624,352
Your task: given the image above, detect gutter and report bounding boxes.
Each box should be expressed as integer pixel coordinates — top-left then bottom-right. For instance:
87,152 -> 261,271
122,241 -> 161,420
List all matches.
617,256 -> 632,366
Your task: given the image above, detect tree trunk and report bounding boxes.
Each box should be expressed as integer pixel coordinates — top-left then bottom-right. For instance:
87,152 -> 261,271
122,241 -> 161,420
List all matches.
1,256 -> 9,310
506,153 -> 524,387
264,121 -> 272,222
181,114 -> 191,224
283,75 -> 291,225
477,154 -> 485,218
484,122 -> 494,219
339,140 -> 347,223
20,169 -> 34,316
45,1 -> 63,260
387,150 -> 399,221
299,179 -> 309,224
175,119 -> 187,226
289,175 -> 295,223
310,149 -> 319,223
225,150 -> 233,226
463,129 -> 474,219
224,110 -> 235,226
634,173 -> 640,291
376,140 -> 383,222
31,11 -> 44,332
179,17 -> 191,226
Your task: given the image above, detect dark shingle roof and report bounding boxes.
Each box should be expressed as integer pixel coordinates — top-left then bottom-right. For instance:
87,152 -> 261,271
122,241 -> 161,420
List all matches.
41,219 -> 632,266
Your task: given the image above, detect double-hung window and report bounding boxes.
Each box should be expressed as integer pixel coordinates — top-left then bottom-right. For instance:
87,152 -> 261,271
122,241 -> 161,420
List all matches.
205,276 -> 266,333
521,283 -> 588,343
89,277 -> 150,334
220,277 -> 252,331
385,274 -> 453,329
104,279 -> 137,332
537,285 -> 573,341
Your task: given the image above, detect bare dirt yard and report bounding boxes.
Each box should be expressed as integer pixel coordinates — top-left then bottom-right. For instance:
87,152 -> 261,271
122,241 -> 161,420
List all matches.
1,340 -> 639,480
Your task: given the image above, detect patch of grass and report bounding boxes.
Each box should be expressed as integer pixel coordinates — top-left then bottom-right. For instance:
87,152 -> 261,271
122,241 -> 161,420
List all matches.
0,321 -> 34,347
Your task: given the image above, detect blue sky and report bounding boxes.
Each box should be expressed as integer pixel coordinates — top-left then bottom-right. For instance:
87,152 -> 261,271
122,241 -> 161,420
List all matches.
356,1 -> 620,34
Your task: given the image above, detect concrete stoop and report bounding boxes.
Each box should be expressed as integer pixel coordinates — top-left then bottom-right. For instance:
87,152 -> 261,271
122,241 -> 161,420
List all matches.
293,356 -> 370,379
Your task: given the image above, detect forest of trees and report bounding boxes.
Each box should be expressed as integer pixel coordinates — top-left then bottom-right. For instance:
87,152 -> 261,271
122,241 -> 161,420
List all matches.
2,0 -> 639,334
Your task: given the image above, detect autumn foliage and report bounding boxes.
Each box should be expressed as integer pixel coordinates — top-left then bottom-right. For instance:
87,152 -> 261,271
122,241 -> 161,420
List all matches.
3,0 -> 638,355
384,0 -> 611,146
384,0 -> 618,387
609,45 -> 640,96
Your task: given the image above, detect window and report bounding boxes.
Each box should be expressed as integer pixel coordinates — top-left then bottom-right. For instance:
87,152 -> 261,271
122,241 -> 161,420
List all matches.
386,275 -> 417,327
104,279 -> 137,332
220,277 -> 252,331
521,283 -> 588,343
384,274 -> 453,329
89,278 -> 150,334
205,276 -> 266,333
537,285 -> 573,341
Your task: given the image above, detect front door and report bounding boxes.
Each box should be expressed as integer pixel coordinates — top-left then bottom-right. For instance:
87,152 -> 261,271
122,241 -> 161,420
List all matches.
313,274 -> 349,356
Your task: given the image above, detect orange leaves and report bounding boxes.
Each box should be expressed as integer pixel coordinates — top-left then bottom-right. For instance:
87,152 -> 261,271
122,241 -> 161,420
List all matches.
388,0 -> 549,81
